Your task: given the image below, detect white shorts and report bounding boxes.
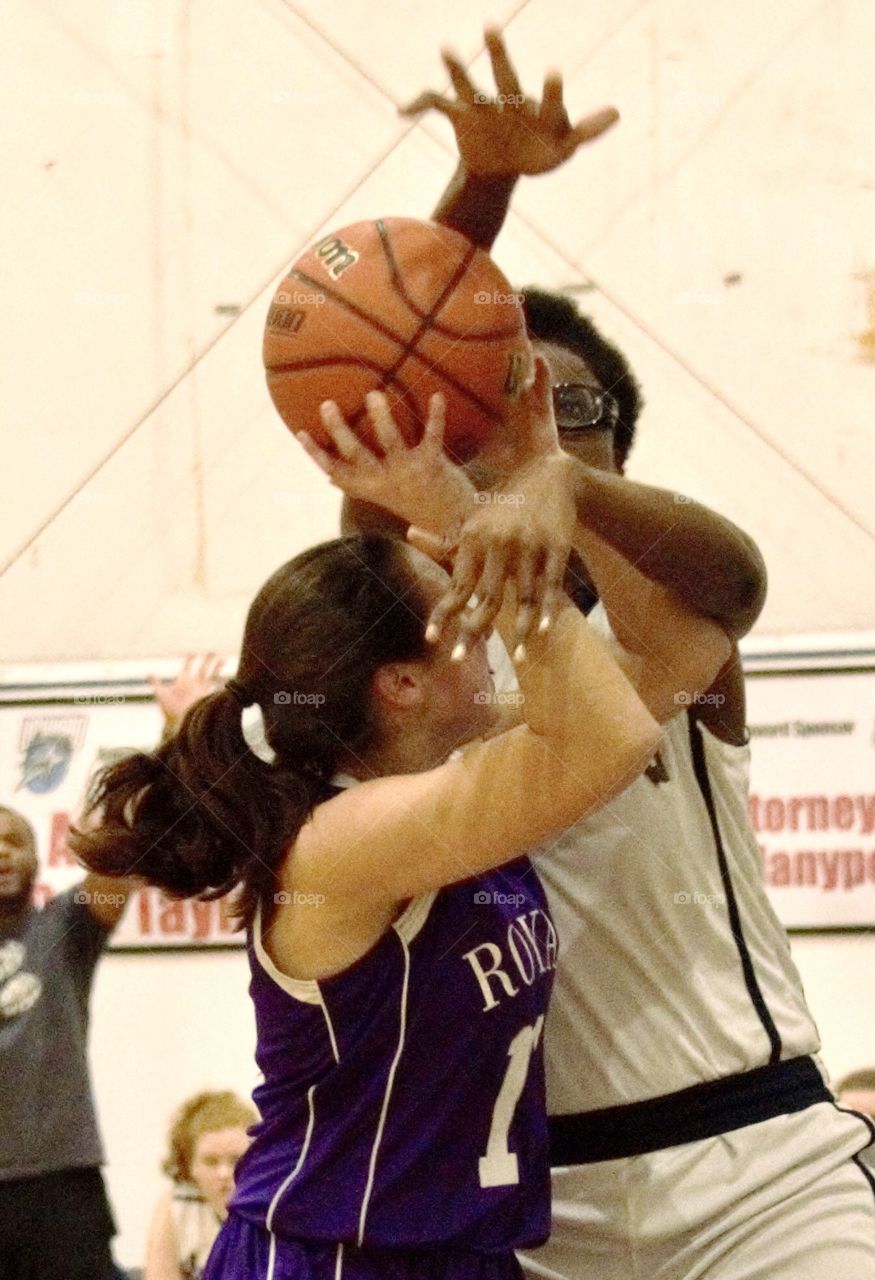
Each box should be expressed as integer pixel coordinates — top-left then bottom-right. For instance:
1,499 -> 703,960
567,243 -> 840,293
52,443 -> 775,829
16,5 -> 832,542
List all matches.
519,1103 -> 875,1279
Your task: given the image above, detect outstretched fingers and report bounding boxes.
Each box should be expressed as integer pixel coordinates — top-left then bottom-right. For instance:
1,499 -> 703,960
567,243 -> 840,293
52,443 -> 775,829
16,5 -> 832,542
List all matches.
426,542 -> 482,649
399,90 -> 465,120
484,28 -> 523,101
454,544 -> 509,653
539,72 -> 570,133
571,106 -> 620,146
365,391 -> 407,455
441,48 -> 479,103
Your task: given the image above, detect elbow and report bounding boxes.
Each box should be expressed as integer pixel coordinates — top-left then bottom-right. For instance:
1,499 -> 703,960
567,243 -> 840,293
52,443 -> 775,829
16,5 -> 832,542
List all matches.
718,547 -> 768,640
626,709 -> 663,776
692,624 -> 734,696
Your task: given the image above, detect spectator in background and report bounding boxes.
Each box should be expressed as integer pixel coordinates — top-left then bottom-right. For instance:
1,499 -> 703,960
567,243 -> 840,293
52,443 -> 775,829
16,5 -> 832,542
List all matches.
145,1092 -> 256,1280
0,656 -> 224,1280
0,801 -> 139,1280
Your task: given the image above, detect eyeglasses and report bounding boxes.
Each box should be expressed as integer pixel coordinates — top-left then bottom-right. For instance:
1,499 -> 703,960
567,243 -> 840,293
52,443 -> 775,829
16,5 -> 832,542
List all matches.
552,383 -> 619,433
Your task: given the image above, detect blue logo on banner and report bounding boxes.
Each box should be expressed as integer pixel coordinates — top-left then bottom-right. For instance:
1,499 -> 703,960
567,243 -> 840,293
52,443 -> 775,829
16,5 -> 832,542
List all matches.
19,734 -> 74,794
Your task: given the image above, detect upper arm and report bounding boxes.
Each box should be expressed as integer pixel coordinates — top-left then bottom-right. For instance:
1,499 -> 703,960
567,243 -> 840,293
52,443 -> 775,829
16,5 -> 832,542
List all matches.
291,717 -> 659,907
593,593 -> 733,724
144,1191 -> 182,1280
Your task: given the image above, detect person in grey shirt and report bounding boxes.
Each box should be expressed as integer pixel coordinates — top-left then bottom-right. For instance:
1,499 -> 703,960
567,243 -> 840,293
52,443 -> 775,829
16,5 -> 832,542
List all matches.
0,803 -> 136,1279
0,656 -> 223,1280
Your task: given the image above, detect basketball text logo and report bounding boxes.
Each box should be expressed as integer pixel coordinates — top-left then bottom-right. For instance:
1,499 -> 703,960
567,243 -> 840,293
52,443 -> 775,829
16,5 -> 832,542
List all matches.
266,305 -> 305,335
314,234 -> 359,280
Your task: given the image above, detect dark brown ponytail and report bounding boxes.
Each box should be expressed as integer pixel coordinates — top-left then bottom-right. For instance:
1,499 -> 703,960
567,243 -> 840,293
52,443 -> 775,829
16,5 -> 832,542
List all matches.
72,537 -> 431,926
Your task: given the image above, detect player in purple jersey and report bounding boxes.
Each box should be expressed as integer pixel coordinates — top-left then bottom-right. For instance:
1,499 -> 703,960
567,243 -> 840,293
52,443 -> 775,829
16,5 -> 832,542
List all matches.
73,375 -> 681,1280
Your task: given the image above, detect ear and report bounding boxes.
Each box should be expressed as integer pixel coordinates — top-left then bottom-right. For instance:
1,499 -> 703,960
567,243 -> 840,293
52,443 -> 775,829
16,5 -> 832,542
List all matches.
371,663 -> 425,712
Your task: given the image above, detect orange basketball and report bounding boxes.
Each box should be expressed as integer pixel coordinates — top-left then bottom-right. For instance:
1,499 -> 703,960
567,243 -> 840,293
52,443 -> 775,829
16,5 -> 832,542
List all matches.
263,218 -> 532,463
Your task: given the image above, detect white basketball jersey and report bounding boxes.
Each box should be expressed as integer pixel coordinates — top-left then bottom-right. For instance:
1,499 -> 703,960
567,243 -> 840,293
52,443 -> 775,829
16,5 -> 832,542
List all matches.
490,606 -> 821,1115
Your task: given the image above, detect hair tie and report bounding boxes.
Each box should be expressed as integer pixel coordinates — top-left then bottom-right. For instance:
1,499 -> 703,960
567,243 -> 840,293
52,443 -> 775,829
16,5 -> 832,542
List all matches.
225,679 -> 254,709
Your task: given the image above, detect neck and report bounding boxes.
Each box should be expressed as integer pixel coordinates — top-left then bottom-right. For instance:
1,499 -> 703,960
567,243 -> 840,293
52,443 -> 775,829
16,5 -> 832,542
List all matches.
340,728 -> 454,782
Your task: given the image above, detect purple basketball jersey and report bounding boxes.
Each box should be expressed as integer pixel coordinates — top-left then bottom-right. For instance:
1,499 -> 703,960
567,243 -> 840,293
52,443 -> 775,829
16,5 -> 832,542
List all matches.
230,857 -> 556,1254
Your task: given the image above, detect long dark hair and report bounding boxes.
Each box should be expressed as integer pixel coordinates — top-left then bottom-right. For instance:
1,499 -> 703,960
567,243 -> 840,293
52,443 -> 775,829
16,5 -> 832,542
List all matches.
72,537 -> 431,927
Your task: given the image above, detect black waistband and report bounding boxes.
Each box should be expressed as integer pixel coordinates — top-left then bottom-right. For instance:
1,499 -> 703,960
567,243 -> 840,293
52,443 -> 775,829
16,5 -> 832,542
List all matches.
548,1055 -> 831,1165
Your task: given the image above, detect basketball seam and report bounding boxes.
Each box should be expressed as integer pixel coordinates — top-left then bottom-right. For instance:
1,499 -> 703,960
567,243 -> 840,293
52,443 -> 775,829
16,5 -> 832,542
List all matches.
374,219 -> 478,393
272,225 -> 518,423
374,220 -> 519,340
368,221 -> 489,424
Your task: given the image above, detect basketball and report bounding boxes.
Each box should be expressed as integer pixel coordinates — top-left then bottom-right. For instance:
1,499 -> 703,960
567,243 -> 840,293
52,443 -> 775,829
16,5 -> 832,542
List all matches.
262,218 -> 532,463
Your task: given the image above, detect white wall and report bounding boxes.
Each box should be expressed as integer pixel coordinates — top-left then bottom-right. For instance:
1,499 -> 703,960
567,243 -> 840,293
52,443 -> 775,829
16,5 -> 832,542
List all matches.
91,948 -> 256,1270
2,0 -> 874,659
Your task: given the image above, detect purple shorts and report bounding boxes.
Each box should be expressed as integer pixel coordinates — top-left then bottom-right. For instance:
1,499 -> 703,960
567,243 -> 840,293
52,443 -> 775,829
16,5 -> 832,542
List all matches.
203,1214 -> 525,1280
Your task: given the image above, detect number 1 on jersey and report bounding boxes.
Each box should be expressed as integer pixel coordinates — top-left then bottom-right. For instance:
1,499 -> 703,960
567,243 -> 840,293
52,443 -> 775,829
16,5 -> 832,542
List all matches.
479,1015 -> 545,1188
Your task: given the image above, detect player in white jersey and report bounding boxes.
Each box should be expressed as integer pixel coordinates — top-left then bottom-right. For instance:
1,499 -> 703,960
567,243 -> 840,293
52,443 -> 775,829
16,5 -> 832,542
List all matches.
339,27 -> 875,1278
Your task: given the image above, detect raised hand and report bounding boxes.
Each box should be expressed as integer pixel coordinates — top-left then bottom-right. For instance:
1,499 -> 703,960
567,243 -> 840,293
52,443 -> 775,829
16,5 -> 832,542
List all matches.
402,27 -> 618,178
297,392 -> 477,538
412,359 -> 578,658
149,654 -> 225,731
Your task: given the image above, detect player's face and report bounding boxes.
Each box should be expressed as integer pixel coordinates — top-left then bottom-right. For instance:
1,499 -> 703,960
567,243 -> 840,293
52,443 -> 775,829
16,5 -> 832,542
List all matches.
533,340 -> 621,476
189,1125 -> 251,1218
465,339 -> 621,493
404,547 -> 498,749
0,812 -> 38,911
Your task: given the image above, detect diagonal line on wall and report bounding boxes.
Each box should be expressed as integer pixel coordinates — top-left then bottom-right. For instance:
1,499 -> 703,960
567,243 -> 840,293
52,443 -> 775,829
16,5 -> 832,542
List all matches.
513,179 -> 875,545
29,0 -> 300,228
2,4 -> 540,577
576,0 -> 834,262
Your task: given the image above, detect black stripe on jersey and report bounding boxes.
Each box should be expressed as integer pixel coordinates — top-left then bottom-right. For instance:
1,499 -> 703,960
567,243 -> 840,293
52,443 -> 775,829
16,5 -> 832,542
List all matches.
853,1154 -> 875,1201
832,1102 -> 875,1145
548,1055 -> 830,1164
687,713 -> 782,1063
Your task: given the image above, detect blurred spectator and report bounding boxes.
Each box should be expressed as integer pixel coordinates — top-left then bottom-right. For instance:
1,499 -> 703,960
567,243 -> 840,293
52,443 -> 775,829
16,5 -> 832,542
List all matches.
0,801 -> 138,1279
144,1092 -> 256,1280
0,656 -> 223,1280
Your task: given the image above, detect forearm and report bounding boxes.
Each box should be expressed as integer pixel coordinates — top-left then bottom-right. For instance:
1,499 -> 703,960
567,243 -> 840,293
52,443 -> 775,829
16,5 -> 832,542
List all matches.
570,464 -> 766,637
433,162 -> 517,250
492,588 -> 655,751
